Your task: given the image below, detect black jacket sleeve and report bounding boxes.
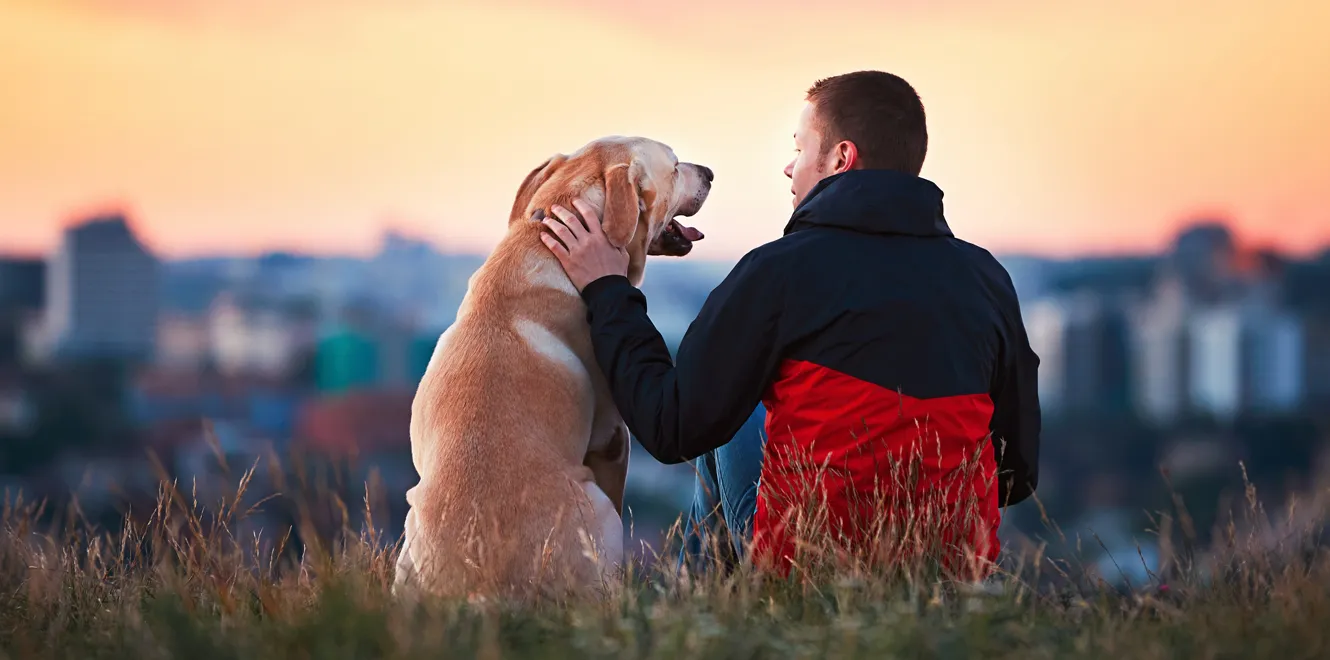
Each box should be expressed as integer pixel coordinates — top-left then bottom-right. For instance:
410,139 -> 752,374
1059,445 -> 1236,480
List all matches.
579,250 -> 785,464
989,286 -> 1042,507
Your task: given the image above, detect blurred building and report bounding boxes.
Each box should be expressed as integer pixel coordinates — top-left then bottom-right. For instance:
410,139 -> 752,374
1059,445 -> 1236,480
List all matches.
1131,275 -> 1192,425
251,252 -> 322,300
1284,255 -> 1330,408
207,292 -> 318,378
1129,221 -> 1315,425
0,257 -> 45,366
129,369 -> 305,448
314,321 -> 438,394
370,229 -> 447,324
1303,318 -> 1330,409
1187,307 -> 1242,419
311,289 -> 442,394
156,312 -> 211,370
1026,292 -> 1132,417
1171,221 -> 1240,304
36,213 -> 160,362
1188,304 -> 1304,420
1248,314 -> 1304,412
315,326 -> 381,393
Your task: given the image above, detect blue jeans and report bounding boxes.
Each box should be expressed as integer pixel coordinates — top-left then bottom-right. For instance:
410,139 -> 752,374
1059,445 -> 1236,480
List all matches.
678,404 -> 767,573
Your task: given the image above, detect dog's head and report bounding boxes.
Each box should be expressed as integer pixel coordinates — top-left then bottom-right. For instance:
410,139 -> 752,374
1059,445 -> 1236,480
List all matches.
510,136 -> 712,273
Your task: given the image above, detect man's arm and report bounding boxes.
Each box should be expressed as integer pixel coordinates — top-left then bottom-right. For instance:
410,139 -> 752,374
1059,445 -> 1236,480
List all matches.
990,293 -> 1041,507
578,251 -> 784,464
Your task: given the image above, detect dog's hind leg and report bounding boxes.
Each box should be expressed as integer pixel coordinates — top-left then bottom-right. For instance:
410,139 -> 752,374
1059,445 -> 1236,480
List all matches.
579,478 -> 626,593
584,423 -> 630,515
392,503 -> 422,598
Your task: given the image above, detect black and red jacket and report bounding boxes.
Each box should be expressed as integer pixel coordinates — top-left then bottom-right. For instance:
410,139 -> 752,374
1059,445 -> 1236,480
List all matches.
581,168 -> 1041,575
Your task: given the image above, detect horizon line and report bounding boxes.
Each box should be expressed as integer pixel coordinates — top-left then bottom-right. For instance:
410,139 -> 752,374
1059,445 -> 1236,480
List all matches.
3,240 -> 1326,266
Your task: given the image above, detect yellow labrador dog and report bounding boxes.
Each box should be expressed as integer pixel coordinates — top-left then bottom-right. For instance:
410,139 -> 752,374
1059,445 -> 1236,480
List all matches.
394,136 -> 712,602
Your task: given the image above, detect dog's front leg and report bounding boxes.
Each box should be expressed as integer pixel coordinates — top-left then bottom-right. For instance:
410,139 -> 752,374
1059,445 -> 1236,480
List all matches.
584,423 -> 630,516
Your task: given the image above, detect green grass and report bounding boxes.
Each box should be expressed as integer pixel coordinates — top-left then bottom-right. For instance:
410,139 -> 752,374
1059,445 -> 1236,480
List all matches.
2,450 -> 1329,659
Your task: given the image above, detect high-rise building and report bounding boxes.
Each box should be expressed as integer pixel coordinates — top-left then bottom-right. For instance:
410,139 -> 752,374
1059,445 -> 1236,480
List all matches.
1188,303 -> 1304,420
1026,292 -> 1132,418
1302,317 -> 1330,409
1131,275 -> 1192,425
1188,307 -> 1244,420
1243,308 -> 1304,413
41,213 -> 160,362
1026,298 -> 1069,414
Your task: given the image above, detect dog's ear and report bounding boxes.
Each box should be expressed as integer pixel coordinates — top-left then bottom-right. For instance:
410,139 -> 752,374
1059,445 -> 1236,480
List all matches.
509,154 -> 566,224
600,163 -> 641,249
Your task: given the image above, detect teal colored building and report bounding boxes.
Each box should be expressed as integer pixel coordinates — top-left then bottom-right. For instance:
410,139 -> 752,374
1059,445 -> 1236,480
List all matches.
315,329 -> 380,394
409,333 -> 439,385
314,325 -> 445,393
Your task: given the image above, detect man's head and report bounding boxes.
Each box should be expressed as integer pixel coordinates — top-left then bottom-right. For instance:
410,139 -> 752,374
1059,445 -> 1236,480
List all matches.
784,70 -> 929,208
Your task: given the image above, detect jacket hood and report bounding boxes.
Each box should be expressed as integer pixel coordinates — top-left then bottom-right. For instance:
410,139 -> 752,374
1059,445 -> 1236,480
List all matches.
783,169 -> 953,238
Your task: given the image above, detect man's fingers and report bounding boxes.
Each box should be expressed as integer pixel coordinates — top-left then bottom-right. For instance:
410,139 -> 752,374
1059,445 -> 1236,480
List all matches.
550,204 -> 587,237
540,231 -> 569,256
542,216 -> 577,247
572,199 -> 603,236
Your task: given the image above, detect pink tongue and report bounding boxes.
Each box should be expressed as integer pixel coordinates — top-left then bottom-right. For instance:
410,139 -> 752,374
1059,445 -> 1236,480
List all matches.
678,224 -> 704,241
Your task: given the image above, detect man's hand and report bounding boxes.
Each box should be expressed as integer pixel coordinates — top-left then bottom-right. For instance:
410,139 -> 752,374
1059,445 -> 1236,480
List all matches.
539,199 -> 630,292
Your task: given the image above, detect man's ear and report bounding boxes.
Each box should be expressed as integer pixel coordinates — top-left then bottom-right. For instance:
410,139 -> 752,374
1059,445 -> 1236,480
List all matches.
831,140 -> 859,173
601,163 -> 640,249
509,154 -> 566,224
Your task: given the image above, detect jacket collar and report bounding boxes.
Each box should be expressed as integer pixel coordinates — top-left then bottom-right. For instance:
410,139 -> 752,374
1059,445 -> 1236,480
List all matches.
783,169 -> 953,238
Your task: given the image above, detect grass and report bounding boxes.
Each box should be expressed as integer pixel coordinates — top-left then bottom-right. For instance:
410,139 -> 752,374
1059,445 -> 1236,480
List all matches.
2,440 -> 1330,659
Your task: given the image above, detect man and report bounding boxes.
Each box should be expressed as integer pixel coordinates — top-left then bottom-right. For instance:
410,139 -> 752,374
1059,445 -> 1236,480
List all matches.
539,70 -> 1040,580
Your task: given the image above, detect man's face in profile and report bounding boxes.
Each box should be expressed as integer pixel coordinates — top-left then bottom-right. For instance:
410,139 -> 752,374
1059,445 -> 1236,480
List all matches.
784,102 -> 830,209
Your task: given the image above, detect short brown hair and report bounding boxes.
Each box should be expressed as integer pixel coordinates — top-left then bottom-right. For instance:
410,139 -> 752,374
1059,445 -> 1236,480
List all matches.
805,70 -> 928,175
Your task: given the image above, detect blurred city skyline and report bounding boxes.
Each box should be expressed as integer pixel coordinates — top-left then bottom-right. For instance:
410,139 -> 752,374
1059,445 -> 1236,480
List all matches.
4,0 -> 1330,260
4,205 -> 1329,578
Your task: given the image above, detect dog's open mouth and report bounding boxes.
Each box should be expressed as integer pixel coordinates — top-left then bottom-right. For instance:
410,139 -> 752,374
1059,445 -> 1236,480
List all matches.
651,217 -> 704,257
667,218 -> 704,243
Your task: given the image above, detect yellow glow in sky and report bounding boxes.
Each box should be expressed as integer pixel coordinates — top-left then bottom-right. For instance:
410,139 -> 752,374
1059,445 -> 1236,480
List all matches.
2,0 -> 1328,260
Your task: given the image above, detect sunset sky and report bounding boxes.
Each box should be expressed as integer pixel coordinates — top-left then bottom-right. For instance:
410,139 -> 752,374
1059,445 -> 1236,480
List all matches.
2,0 -> 1328,262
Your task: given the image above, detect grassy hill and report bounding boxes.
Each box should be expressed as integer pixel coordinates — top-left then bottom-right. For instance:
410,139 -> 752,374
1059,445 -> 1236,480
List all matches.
2,455 -> 1328,659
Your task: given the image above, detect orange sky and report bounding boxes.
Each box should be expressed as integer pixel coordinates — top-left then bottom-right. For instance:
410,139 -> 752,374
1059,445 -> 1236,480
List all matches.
2,0 -> 1328,261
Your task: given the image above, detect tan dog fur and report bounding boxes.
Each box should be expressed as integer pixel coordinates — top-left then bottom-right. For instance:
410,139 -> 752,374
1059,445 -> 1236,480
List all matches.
393,136 -> 712,602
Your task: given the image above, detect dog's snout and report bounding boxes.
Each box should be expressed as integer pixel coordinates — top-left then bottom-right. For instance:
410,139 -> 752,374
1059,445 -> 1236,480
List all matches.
696,165 -> 714,182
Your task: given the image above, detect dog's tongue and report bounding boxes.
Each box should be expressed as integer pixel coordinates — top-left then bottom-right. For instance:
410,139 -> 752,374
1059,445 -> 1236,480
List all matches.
677,224 -> 704,241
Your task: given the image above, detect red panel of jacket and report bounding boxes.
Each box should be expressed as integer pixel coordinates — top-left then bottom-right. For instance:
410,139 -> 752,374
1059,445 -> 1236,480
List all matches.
751,358 -> 1001,578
